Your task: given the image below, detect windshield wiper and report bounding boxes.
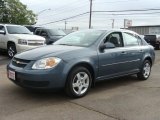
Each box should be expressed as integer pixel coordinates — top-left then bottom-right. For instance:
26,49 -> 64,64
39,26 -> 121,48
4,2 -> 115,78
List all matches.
10,32 -> 20,34
21,33 -> 31,34
58,44 -> 73,46
10,32 -> 30,34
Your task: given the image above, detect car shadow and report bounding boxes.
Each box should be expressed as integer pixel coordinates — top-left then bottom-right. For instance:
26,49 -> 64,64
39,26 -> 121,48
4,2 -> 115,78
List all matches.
0,51 -> 11,65
90,75 -> 141,93
6,75 -> 141,102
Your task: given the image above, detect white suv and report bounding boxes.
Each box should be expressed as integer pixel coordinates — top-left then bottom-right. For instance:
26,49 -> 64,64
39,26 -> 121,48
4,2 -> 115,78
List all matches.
0,24 -> 45,57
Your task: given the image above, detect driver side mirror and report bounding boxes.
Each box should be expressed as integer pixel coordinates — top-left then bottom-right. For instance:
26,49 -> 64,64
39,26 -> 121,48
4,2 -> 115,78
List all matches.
100,42 -> 116,51
0,30 -> 5,35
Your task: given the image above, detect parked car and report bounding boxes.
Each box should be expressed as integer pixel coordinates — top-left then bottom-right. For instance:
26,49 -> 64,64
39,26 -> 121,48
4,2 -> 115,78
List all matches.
7,29 -> 155,98
0,24 -> 45,58
25,25 -> 42,33
144,34 -> 160,49
35,28 -> 66,45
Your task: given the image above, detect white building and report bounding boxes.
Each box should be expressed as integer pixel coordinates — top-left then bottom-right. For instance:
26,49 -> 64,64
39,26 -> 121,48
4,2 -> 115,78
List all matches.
127,25 -> 160,35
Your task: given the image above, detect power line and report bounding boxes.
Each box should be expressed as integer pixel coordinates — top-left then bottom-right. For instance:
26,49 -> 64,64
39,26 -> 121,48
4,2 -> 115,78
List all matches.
92,11 -> 160,16
39,8 -> 160,26
39,12 -> 89,26
41,3 -> 89,18
92,8 -> 160,13
48,0 -> 89,16
94,0 -> 140,4
38,0 -> 142,19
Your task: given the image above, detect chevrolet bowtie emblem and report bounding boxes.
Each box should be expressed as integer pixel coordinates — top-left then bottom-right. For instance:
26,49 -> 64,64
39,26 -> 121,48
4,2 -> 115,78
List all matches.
16,61 -> 20,64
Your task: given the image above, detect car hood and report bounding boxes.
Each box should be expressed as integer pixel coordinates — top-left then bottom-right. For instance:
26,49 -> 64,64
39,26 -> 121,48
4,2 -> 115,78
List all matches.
11,34 -> 45,40
15,45 -> 86,60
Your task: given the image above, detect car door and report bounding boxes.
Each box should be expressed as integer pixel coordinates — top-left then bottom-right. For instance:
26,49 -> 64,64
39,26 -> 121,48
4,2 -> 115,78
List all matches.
40,29 -> 49,43
0,25 -> 7,49
35,29 -> 41,36
98,32 -> 131,80
122,32 -> 143,72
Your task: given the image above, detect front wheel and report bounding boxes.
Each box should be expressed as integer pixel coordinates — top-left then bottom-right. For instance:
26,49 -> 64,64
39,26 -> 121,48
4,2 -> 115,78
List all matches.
137,60 -> 151,80
7,43 -> 17,58
65,67 -> 92,98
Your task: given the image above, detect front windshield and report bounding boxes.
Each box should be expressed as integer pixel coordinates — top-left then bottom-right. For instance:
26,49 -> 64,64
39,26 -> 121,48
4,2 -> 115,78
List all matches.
48,29 -> 66,36
6,26 -> 31,34
54,30 -> 105,47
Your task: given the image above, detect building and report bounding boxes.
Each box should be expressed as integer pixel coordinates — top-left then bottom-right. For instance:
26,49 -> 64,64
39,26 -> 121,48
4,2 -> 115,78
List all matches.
127,25 -> 160,35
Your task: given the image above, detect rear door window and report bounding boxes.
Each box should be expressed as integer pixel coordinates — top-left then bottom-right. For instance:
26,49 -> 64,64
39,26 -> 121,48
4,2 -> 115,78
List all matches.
137,35 -> 143,45
123,32 -> 139,46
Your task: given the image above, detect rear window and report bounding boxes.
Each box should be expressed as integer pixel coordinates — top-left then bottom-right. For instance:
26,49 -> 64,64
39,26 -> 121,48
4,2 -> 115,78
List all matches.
25,26 -> 34,32
48,29 -> 66,36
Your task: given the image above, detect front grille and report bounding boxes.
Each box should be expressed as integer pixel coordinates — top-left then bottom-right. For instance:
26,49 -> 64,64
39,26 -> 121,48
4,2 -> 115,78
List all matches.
23,80 -> 49,88
28,43 -> 44,46
28,40 -> 44,46
12,57 -> 30,68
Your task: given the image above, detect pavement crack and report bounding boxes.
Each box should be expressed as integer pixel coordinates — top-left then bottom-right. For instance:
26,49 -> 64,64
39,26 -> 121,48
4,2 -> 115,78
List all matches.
69,101 -> 126,120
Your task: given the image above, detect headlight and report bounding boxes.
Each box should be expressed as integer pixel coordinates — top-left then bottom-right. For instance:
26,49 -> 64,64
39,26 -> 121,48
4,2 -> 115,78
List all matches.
18,39 -> 28,45
32,57 -> 61,69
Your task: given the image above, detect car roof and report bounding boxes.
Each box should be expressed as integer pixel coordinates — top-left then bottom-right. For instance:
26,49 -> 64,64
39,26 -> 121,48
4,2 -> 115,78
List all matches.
36,27 -> 61,30
0,24 -> 24,27
68,29 -> 139,35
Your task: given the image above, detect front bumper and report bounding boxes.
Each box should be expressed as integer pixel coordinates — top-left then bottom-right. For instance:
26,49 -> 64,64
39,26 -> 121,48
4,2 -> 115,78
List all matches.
7,60 -> 66,89
16,44 -> 44,53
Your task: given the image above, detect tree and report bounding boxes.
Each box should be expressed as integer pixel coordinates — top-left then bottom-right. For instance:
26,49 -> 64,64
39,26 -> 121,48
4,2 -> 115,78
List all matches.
0,0 -> 36,25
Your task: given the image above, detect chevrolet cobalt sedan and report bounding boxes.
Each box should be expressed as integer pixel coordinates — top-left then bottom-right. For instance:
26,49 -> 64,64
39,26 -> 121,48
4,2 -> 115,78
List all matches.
7,29 -> 155,98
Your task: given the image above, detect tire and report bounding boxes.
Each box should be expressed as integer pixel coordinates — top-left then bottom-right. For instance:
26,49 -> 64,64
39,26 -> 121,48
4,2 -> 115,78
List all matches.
137,60 -> 151,80
7,43 -> 17,58
157,44 -> 160,50
65,67 -> 92,98
156,44 -> 160,50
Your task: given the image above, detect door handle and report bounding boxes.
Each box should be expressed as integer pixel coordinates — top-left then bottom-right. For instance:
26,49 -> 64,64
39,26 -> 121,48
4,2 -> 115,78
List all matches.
139,50 -> 143,53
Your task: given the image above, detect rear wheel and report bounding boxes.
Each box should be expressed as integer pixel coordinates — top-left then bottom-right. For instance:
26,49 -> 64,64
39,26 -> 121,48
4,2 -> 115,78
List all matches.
137,60 -> 151,80
7,43 -> 17,58
155,44 -> 160,50
65,67 -> 92,98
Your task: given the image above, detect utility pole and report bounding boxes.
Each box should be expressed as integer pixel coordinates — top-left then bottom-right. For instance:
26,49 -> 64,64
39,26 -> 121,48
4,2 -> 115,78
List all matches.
65,21 -> 67,30
89,0 -> 93,29
124,19 -> 126,29
111,19 -> 114,28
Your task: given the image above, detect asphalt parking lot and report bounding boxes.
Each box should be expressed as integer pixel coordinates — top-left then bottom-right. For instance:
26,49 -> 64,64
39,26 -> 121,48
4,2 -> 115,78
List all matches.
0,51 -> 160,120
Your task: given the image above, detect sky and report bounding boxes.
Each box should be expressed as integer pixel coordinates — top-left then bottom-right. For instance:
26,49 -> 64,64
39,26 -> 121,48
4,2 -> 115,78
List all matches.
20,0 -> 160,29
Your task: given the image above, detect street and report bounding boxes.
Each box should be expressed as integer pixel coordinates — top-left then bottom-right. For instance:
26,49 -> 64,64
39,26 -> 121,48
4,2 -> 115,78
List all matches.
0,51 -> 160,120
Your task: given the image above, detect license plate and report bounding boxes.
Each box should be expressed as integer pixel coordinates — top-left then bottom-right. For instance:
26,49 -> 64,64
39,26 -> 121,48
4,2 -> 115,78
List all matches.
8,70 -> 15,80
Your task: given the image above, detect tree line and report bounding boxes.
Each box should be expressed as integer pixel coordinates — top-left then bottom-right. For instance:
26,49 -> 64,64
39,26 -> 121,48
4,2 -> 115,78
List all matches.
0,0 -> 36,25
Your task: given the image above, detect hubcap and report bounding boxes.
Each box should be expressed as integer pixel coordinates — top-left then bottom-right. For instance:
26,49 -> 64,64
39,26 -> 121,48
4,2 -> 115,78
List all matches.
143,62 -> 151,78
72,72 -> 90,95
8,47 -> 15,57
